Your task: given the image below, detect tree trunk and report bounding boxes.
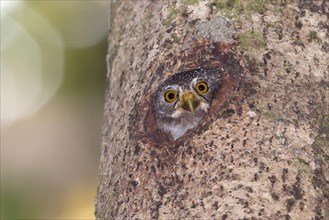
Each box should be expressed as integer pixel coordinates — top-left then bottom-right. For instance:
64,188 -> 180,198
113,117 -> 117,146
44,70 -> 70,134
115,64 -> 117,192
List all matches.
96,0 -> 329,219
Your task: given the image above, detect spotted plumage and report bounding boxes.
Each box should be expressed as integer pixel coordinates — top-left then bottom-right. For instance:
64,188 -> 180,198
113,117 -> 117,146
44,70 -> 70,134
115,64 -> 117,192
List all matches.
151,67 -> 222,140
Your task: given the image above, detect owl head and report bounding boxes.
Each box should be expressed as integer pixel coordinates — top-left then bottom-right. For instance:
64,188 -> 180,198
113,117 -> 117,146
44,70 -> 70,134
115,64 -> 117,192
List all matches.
151,67 -> 222,141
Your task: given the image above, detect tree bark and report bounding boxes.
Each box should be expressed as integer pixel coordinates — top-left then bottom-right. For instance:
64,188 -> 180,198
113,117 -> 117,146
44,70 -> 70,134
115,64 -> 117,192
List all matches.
96,0 -> 329,219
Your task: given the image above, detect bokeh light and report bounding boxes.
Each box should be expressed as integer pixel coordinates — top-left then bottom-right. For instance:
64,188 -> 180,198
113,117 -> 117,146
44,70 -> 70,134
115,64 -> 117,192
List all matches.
1,3 -> 64,127
1,1 -> 109,219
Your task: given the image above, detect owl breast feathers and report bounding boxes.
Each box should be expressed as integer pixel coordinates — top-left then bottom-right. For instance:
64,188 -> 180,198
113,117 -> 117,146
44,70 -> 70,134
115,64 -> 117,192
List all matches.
151,67 -> 222,141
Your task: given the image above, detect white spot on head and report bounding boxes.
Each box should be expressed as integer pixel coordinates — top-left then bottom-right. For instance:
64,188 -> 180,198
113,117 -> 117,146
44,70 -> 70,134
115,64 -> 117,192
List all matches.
247,111 -> 257,118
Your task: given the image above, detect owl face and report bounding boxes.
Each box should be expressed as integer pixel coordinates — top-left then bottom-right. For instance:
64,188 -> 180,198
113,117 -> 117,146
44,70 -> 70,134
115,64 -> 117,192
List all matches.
152,68 -> 222,140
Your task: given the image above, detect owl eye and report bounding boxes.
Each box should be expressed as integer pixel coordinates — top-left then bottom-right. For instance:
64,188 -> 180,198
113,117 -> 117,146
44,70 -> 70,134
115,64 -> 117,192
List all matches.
195,81 -> 208,94
164,90 -> 177,103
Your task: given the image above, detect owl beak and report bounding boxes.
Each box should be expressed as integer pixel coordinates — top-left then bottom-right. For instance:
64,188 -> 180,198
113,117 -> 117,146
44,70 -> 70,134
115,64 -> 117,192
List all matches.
181,92 -> 200,113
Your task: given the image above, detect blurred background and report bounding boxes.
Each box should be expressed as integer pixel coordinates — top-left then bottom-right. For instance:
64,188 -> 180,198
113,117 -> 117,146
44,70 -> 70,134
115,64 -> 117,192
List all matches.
1,1 -> 109,219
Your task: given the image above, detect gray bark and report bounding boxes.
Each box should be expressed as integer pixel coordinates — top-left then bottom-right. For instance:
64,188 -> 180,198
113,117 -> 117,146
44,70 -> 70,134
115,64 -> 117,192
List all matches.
96,0 -> 329,219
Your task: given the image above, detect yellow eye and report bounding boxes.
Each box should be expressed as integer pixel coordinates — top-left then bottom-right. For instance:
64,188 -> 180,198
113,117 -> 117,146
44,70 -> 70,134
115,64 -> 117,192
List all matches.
164,90 -> 177,103
195,81 -> 208,94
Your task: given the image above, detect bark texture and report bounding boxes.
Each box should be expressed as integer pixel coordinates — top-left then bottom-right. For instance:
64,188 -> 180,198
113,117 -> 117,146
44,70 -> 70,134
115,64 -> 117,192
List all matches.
96,0 -> 329,219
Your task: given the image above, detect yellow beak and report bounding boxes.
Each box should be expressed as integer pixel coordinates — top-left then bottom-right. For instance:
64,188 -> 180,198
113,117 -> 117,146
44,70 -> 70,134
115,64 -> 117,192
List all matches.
181,92 -> 200,112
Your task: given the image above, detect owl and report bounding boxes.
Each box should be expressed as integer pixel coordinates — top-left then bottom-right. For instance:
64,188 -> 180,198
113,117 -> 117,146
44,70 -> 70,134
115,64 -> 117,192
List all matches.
151,67 -> 222,141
